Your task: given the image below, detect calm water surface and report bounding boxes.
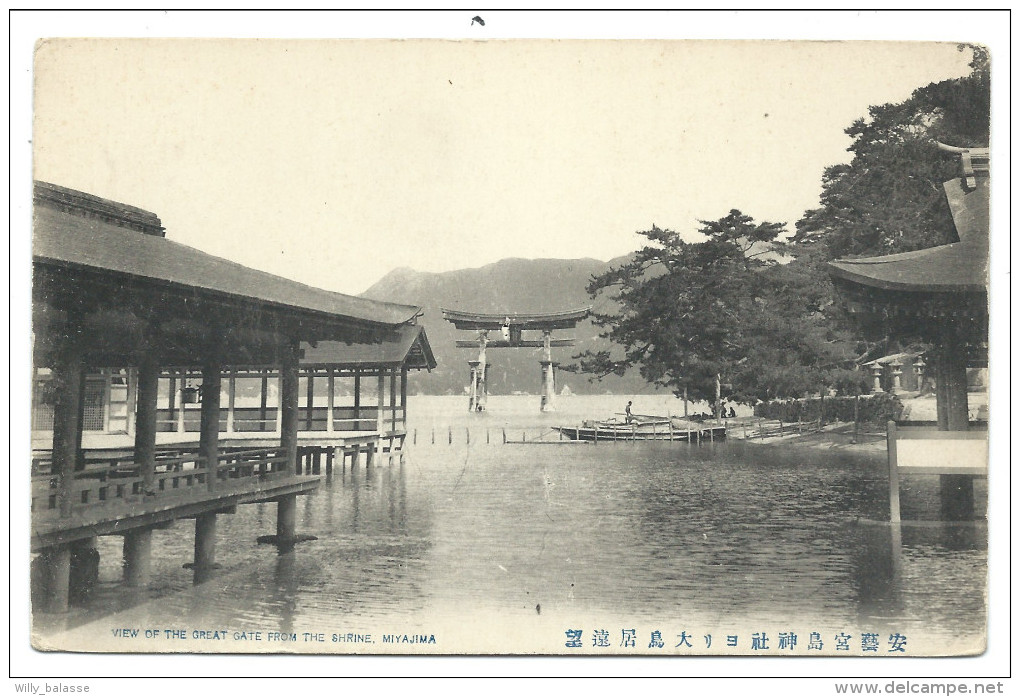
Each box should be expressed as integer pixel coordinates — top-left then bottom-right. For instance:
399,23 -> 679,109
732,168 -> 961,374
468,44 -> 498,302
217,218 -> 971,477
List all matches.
35,396 -> 987,654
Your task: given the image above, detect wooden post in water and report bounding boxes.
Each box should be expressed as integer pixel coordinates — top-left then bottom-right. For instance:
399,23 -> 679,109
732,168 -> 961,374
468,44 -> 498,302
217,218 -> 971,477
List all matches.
502,428 -> 507,444
466,427 -> 470,445
887,421 -> 901,524
123,529 -> 152,587
191,512 -> 217,584
375,372 -> 386,461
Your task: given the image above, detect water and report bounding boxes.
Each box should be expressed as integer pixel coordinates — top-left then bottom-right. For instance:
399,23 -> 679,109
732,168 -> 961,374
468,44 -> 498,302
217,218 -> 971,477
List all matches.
33,396 -> 987,655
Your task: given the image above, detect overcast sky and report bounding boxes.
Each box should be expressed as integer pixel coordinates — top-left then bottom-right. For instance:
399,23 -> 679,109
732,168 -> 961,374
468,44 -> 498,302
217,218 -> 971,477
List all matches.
29,17 -> 977,296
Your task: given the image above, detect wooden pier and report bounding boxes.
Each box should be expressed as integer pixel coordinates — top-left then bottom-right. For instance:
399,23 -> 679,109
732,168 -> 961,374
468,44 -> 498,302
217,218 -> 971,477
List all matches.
30,182 -> 434,612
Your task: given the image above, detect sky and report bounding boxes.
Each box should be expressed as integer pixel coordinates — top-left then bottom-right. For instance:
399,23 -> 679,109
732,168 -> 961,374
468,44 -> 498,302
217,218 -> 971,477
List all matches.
24,14 -> 983,296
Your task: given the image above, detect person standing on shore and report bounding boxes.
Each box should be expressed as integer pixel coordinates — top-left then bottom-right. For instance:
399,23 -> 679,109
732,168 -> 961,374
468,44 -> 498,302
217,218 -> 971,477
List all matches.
625,401 -> 633,423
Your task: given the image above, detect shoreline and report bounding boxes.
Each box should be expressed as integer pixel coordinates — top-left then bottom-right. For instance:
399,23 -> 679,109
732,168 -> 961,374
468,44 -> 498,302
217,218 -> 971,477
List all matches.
728,419 -> 887,455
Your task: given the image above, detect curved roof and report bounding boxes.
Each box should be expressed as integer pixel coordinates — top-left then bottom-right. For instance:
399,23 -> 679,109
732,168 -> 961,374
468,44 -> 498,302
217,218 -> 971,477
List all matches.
33,184 -> 423,327
300,324 -> 437,370
441,307 -> 592,330
828,176 -> 988,294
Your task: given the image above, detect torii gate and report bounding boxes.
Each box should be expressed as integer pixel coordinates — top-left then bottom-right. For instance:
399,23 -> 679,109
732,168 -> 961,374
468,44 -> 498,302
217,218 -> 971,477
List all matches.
441,307 -> 592,412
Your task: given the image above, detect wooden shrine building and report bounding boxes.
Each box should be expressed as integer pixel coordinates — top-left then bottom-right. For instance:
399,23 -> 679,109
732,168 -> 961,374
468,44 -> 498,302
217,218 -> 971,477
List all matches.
442,308 -> 591,412
31,181 -> 433,612
828,144 -> 989,520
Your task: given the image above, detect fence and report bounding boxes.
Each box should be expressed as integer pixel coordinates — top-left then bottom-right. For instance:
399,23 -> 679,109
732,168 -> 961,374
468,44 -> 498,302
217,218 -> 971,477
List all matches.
753,393 -> 903,425
30,447 -> 293,521
155,405 -> 404,434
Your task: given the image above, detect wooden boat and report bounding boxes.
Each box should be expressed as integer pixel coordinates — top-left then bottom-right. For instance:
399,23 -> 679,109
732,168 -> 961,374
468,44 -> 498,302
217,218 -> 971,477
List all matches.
553,414 -> 727,442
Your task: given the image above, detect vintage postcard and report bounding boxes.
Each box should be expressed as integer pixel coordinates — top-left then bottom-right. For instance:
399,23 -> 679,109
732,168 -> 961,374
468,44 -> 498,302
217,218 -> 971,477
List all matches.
16,12 -> 1005,679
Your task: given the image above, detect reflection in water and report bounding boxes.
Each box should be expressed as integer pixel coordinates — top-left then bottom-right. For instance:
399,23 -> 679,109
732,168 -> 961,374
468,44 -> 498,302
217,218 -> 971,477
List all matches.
33,398 -> 987,652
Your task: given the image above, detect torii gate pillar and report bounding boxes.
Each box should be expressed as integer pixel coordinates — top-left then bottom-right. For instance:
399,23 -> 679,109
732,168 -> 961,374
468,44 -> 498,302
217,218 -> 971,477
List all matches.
540,330 -> 556,412
467,331 -> 488,412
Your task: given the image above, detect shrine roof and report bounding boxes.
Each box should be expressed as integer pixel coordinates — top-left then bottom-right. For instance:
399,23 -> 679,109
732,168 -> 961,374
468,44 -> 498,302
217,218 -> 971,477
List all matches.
300,324 -> 436,370
33,182 -> 423,328
827,174 -> 988,294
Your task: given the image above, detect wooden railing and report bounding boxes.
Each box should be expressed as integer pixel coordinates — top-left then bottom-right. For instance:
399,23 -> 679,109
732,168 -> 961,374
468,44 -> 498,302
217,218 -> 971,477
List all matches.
154,406 -> 406,433
31,447 -> 291,521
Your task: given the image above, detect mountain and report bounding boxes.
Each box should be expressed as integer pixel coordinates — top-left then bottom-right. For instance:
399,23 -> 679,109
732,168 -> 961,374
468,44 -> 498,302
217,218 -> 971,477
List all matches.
360,257 -> 663,397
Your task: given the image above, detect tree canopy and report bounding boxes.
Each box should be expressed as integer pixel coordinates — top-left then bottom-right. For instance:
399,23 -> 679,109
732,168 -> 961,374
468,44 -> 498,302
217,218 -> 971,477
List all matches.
570,211 -> 863,405
793,44 -> 989,259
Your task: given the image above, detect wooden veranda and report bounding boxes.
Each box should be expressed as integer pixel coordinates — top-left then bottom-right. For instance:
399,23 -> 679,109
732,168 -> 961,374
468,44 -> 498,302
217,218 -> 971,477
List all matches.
30,181 -> 432,611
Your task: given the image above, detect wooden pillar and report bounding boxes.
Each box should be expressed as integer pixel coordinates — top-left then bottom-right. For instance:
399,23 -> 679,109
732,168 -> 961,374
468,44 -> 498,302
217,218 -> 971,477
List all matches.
51,340 -> 85,518
168,373 -> 178,430
176,371 -> 187,434
305,370 -> 315,431
326,368 -> 335,433
277,495 -> 297,540
280,340 -> 300,476
259,370 -> 269,432
376,371 -> 386,432
226,371 -> 236,434
44,544 -> 72,613
400,367 -> 408,430
123,528 -> 153,587
353,370 -> 362,428
199,358 -> 222,491
375,371 -> 386,461
275,371 -> 284,436
126,367 -> 138,437
134,350 -> 160,491
390,367 -> 397,433
934,319 -> 973,520
192,512 -> 217,583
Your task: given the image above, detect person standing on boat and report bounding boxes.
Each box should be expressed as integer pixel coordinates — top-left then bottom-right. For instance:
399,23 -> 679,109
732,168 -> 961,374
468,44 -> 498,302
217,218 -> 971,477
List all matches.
625,401 -> 634,423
